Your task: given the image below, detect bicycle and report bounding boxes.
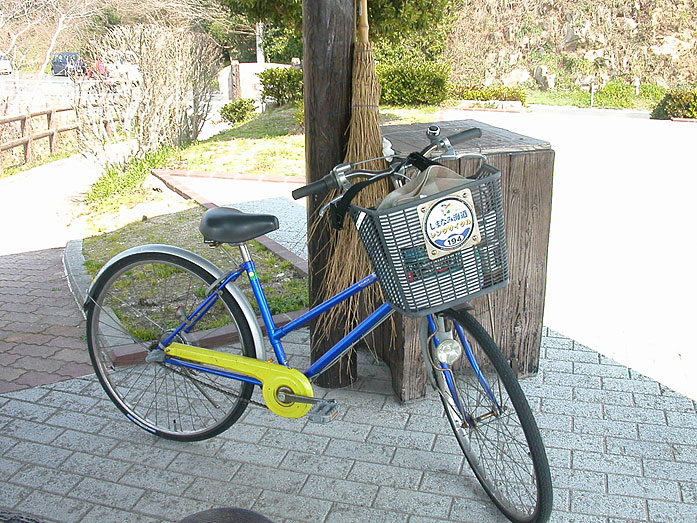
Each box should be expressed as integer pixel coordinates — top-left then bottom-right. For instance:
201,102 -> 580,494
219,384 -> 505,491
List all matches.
84,125 -> 552,523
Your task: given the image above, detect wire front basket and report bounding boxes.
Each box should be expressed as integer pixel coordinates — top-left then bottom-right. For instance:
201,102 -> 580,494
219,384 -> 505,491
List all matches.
350,163 -> 508,317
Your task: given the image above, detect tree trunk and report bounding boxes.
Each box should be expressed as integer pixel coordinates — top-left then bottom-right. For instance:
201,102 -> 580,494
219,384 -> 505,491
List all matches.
302,0 -> 355,387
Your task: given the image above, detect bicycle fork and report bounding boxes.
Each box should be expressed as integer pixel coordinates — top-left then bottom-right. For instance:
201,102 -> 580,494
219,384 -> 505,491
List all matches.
428,314 -> 503,428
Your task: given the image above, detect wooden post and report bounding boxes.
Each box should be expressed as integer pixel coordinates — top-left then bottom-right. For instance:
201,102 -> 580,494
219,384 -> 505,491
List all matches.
47,109 -> 57,154
381,121 -> 554,401
302,0 -> 355,388
21,111 -> 34,164
229,60 -> 241,101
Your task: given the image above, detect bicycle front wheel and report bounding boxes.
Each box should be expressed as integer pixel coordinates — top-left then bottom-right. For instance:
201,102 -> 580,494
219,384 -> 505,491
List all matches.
426,309 -> 552,523
86,251 -> 256,441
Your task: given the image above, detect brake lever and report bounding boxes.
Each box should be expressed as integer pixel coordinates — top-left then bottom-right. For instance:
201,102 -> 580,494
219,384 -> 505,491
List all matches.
319,195 -> 343,217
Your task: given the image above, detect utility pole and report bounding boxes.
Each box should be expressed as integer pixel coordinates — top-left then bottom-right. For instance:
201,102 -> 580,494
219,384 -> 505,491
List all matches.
302,0 -> 355,387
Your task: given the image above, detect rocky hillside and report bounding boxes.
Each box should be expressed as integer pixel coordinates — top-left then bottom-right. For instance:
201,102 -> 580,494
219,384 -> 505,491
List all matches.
446,0 -> 696,89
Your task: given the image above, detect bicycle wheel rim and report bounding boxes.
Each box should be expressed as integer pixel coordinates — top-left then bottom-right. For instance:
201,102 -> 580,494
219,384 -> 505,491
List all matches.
86,253 -> 255,441
430,310 -> 551,522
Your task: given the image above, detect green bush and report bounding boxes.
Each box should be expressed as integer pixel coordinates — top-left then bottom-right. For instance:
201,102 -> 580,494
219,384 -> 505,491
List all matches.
639,84 -> 667,107
220,99 -> 256,125
593,80 -> 634,109
377,61 -> 449,106
450,84 -> 526,104
650,89 -> 697,120
257,67 -> 303,106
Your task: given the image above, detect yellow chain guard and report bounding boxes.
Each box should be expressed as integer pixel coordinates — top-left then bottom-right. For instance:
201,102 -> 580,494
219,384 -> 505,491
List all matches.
165,343 -> 313,418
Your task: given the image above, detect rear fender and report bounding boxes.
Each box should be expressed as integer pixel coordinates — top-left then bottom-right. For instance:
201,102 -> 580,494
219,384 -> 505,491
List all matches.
84,244 -> 266,361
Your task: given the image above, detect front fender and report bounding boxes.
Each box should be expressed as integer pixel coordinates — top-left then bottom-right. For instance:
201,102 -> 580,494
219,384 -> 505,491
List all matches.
85,244 -> 266,361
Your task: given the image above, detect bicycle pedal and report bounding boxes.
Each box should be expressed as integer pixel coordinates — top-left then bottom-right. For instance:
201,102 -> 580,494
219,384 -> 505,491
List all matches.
307,399 -> 339,424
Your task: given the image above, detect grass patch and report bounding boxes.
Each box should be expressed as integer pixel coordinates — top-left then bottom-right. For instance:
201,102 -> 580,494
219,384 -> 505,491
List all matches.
527,89 -> 591,107
210,106 -> 300,140
380,105 -> 444,125
82,206 -> 308,316
85,147 -> 176,205
181,134 -> 304,178
527,84 -> 665,111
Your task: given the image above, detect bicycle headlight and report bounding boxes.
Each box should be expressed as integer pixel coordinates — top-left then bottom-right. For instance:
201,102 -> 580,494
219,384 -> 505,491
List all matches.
435,338 -> 462,365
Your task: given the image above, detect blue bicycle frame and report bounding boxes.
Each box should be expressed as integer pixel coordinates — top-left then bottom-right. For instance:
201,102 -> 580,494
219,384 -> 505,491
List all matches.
160,248 -> 499,409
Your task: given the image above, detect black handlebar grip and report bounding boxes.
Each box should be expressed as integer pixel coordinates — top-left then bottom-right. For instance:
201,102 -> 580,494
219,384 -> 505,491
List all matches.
447,127 -> 482,145
291,175 -> 336,200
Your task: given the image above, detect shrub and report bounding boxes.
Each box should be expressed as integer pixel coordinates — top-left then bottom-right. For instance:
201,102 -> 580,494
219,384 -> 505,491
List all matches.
450,84 -> 526,104
593,80 -> 634,109
293,100 -> 304,129
220,99 -> 256,125
650,89 -> 697,120
639,84 -> 667,107
257,67 -> 303,106
377,61 -> 450,106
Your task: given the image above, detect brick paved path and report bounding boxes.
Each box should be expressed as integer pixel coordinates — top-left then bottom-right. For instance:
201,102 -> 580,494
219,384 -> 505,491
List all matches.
0,248 -> 89,393
1,328 -> 696,522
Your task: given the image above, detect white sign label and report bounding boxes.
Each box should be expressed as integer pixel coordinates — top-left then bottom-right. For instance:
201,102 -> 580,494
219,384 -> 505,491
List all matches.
417,189 -> 481,260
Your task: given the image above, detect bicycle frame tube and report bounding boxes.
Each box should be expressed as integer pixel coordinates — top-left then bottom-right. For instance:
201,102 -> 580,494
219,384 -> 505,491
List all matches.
428,314 -> 501,418
162,255 -> 392,388
304,302 -> 393,379
160,267 -> 246,348
247,263 -> 387,373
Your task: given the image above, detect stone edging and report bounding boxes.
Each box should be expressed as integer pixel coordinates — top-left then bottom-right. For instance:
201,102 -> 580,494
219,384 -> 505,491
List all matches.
63,239 -> 90,319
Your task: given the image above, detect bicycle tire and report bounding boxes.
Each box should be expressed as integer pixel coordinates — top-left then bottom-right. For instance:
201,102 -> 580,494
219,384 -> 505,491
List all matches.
85,251 -> 256,441
426,309 -> 552,523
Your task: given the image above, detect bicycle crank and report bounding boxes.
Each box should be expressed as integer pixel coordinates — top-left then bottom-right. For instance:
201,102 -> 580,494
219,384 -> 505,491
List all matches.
164,342 -> 314,418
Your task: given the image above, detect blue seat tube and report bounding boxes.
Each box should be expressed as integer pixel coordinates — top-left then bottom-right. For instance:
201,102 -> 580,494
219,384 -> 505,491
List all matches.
242,259 -> 289,366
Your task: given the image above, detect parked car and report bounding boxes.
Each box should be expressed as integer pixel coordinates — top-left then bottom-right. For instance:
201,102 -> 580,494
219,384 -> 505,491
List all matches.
0,52 -> 12,75
51,52 -> 87,76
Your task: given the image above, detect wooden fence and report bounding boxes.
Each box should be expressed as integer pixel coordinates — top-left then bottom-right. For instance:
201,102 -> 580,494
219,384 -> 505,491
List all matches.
0,107 -> 78,165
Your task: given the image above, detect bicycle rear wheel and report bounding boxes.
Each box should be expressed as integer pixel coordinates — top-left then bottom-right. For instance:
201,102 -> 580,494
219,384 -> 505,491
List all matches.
426,309 -> 552,523
85,251 -> 256,441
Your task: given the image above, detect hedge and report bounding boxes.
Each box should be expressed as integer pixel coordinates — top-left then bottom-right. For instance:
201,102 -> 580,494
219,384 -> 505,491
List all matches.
651,89 -> 697,120
257,67 -> 303,106
450,84 -> 526,104
377,61 -> 450,106
220,99 -> 256,125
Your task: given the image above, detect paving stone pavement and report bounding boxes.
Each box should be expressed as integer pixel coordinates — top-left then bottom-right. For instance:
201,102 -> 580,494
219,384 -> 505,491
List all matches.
0,248 -> 89,394
1,322 -> 696,522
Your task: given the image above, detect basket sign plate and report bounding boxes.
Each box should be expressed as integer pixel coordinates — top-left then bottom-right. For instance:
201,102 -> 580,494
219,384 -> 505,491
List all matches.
417,188 -> 481,260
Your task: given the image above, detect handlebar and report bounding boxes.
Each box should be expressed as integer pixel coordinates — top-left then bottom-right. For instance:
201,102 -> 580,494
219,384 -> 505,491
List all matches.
291,174 -> 337,200
291,126 -> 482,210
447,127 -> 482,145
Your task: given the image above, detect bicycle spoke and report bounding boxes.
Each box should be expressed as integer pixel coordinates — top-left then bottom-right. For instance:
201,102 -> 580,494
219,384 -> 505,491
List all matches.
87,254 -> 255,441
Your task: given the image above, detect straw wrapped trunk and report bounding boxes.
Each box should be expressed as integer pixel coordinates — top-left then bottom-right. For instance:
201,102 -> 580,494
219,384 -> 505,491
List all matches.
309,0 -> 392,388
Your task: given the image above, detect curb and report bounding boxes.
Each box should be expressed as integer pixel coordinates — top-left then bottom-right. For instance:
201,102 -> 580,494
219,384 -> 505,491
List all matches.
152,168 -> 305,184
63,238 -> 90,318
151,169 -> 308,277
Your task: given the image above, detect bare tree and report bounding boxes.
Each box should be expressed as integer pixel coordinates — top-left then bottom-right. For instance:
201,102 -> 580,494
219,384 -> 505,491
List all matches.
76,24 -> 222,159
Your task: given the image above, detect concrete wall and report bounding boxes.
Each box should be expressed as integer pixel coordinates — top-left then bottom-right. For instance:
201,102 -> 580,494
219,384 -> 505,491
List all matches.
217,62 -> 292,103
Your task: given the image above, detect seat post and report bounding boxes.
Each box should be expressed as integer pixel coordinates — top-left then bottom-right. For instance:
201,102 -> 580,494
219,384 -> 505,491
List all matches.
238,243 -> 252,264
